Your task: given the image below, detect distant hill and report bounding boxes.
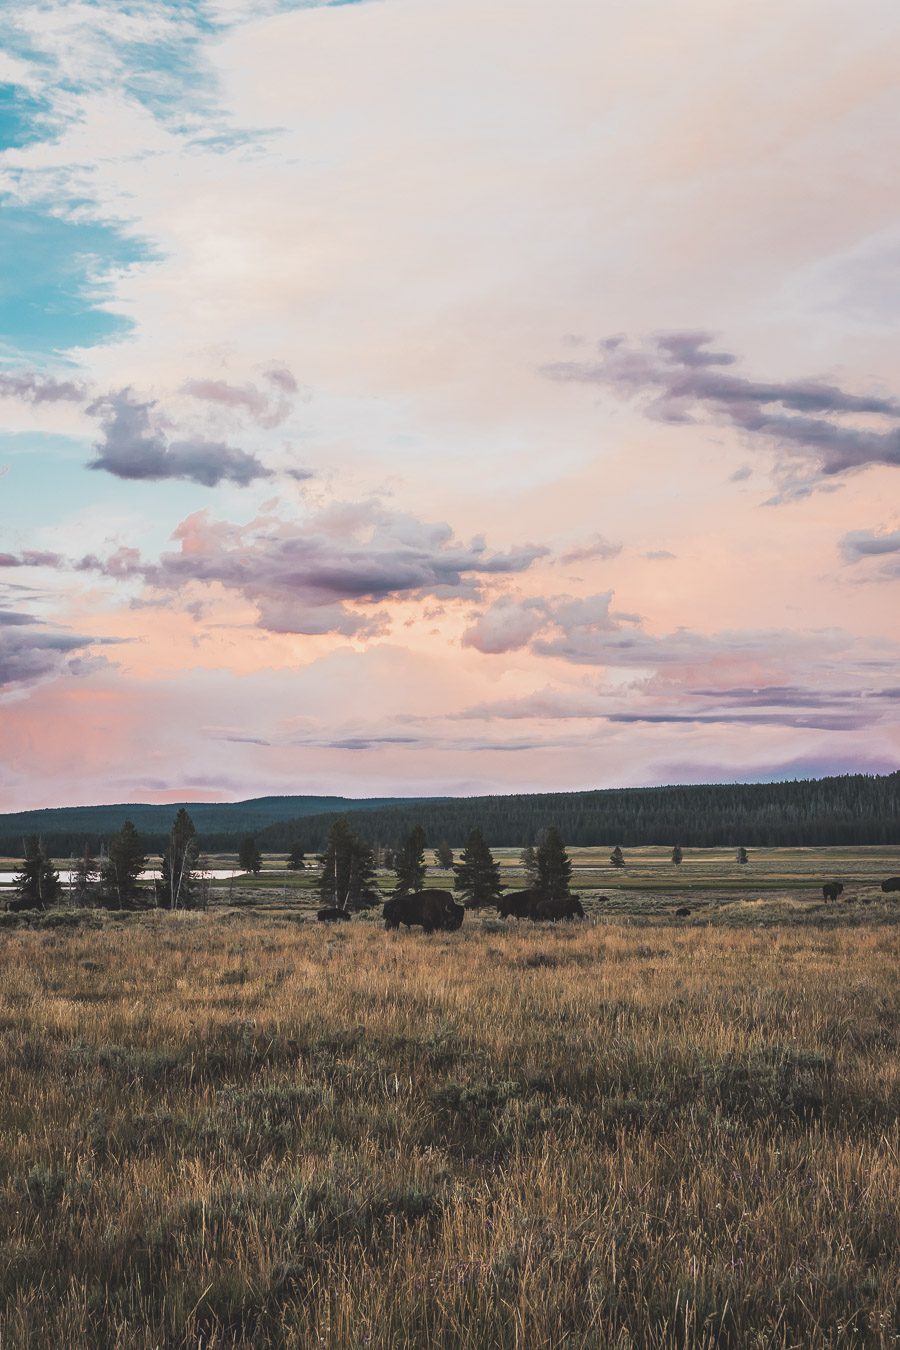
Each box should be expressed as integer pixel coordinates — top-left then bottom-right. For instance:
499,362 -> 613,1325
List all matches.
256,772 -> 900,851
2,773 -> 897,858
0,795 -> 439,856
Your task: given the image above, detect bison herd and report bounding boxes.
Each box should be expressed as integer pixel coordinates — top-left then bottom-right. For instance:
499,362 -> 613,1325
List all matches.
316,875 -> 900,928
318,886 -> 589,929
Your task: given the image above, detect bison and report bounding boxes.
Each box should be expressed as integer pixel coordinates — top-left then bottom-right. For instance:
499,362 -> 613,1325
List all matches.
881,877 -> 900,893
822,882 -> 844,902
675,906 -> 691,918
383,890 -> 464,933
531,896 -> 585,922
496,889 -> 540,919
317,906 -> 352,923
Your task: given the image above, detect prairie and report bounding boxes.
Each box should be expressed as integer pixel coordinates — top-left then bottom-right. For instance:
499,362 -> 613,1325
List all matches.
0,851 -> 898,1346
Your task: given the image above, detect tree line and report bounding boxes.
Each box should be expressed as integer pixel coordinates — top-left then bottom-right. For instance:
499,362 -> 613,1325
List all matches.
3,773 -> 896,859
4,807 -> 582,915
6,808 -> 239,912
258,772 -> 900,852
313,817 -> 573,911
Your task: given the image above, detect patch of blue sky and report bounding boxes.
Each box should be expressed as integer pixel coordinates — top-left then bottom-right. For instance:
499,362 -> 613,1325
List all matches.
0,83 -> 56,152
0,205 -> 154,359
0,2 -> 217,134
274,0 -> 382,10
117,30 -> 219,132
0,431 -> 211,556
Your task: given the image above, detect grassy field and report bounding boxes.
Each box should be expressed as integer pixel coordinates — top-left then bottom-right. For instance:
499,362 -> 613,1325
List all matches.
0,851 -> 898,1348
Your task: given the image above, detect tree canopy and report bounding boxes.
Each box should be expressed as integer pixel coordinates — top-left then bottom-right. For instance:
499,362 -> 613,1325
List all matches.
102,820 -> 147,907
454,828 -> 502,908
317,817 -> 378,910
159,808 -> 199,910
238,835 -> 262,875
393,825 -> 427,896
535,827 -> 572,900
12,836 -> 61,911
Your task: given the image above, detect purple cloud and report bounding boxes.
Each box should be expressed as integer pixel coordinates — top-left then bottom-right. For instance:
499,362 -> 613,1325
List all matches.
0,613 -> 122,690
182,364 -> 300,429
72,501 -> 547,637
543,332 -> 900,494
0,551 -> 64,569
87,389 -> 273,486
0,370 -> 86,404
559,534 -> 622,565
841,528 -> 900,562
458,673 -> 895,734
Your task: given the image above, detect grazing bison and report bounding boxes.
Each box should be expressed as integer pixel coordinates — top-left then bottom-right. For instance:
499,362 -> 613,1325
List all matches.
822,882 -> 844,902
317,906 -> 352,923
497,889 -> 540,919
675,906 -> 691,918
881,877 -> 900,893
383,890 -> 464,933
531,896 -> 585,922
497,889 -> 534,918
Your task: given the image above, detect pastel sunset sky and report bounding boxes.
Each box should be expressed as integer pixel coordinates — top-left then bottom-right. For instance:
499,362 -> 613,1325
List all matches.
1,0 -> 898,810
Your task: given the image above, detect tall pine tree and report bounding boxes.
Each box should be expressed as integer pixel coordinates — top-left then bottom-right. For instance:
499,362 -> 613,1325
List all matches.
238,835 -> 262,875
102,820 -> 147,908
434,840 -> 454,869
12,836 -> 61,911
72,842 -> 99,905
520,844 -> 539,886
454,828 -> 502,908
159,808 -> 199,909
393,825 -> 427,896
317,817 -> 377,910
535,827 -> 572,900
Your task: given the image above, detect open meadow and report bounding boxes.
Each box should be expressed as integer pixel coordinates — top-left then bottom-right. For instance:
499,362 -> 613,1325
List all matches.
0,849 -> 898,1347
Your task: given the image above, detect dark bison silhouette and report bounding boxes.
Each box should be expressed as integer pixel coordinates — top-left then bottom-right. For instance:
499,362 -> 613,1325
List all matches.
675,906 -> 691,918
531,896 -> 585,922
317,906 -> 352,923
881,877 -> 900,893
497,889 -> 540,919
383,890 -> 464,932
822,882 -> 844,902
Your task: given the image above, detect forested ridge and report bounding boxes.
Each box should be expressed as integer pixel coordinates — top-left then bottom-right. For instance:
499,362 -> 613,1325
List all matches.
260,773 -> 900,852
0,795 -> 436,857
1,773 -> 896,856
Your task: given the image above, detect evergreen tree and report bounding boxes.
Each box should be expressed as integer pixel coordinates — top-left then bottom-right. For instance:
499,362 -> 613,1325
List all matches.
453,827 -> 502,908
393,825 -> 427,896
434,840 -> 454,869
238,835 -> 262,875
520,844 -> 539,886
535,827 -> 572,900
102,820 -> 147,908
381,846 -> 395,870
609,845 -> 625,868
72,842 -> 99,904
287,843 -> 306,870
13,836 -> 61,910
671,844 -> 683,865
736,846 -> 749,864
159,808 -> 199,910
317,817 -> 377,910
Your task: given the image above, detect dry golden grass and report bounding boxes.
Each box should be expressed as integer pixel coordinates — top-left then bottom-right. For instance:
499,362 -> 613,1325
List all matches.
0,912 -> 898,1347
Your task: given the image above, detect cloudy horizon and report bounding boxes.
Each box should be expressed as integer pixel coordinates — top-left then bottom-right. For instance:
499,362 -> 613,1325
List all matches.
1,0 -> 898,810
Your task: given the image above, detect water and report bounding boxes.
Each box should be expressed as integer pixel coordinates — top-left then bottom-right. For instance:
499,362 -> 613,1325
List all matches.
0,868 -> 245,888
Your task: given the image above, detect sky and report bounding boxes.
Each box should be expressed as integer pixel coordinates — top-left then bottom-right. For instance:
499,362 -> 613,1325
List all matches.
0,0 -> 899,810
